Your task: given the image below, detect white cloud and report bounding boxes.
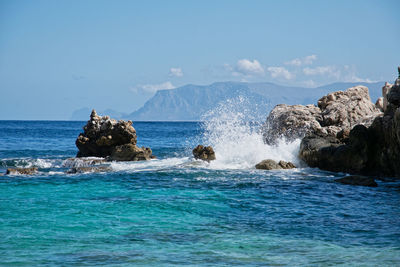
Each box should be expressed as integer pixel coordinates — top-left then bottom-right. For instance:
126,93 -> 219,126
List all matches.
303,66 -> 341,79
267,66 -> 294,80
169,67 -> 183,77
131,81 -> 175,94
235,59 -> 265,76
302,80 -> 317,87
285,54 -> 317,66
342,66 -> 376,83
347,76 -> 376,83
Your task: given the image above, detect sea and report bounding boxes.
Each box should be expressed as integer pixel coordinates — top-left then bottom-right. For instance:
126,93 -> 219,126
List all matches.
1,106 -> 400,266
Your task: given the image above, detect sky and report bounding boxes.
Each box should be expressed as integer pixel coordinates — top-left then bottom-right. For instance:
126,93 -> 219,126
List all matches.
0,0 -> 399,120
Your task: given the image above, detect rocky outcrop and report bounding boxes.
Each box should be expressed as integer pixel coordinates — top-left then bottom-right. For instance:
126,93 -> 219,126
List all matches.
193,145 -> 216,162
299,68 -> 400,178
334,176 -> 378,187
6,167 -> 38,175
75,110 -> 154,161
255,159 -> 296,170
263,86 -> 382,144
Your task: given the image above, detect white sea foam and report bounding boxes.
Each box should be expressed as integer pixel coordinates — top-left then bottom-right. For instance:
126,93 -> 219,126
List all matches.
33,158 -> 55,168
200,96 -> 301,170
4,158 -> 59,169
110,157 -> 190,172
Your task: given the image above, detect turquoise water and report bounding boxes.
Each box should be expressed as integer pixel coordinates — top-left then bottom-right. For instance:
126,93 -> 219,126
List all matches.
0,121 -> 399,266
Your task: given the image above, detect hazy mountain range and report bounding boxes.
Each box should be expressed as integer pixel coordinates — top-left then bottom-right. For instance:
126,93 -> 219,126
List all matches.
71,81 -> 384,121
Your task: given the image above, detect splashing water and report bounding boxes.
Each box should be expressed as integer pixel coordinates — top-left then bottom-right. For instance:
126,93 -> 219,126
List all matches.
201,96 -> 301,169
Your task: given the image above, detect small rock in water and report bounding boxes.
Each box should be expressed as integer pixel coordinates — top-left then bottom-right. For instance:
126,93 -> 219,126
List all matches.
334,175 -> 378,187
278,160 -> 296,169
67,166 -> 112,174
6,167 -> 38,175
62,157 -> 106,168
255,159 -> 296,170
193,145 -> 216,162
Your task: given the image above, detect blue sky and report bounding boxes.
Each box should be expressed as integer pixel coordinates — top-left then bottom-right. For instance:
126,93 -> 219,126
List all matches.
0,0 -> 399,120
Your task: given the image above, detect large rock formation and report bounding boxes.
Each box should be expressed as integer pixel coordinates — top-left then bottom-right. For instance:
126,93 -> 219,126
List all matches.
263,86 -> 382,144
299,68 -> 400,178
75,110 -> 154,161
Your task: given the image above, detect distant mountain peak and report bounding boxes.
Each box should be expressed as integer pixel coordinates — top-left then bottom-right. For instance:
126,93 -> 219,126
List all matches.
124,81 -> 384,121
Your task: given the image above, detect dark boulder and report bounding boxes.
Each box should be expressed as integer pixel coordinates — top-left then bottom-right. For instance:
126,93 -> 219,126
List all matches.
334,175 -> 378,187
300,125 -> 370,174
193,145 -> 216,162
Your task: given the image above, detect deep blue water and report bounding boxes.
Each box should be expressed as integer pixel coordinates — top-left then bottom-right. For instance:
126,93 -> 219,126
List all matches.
0,120 -> 399,266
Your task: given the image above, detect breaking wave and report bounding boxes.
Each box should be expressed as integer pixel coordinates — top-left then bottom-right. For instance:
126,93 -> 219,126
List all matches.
200,96 -> 301,169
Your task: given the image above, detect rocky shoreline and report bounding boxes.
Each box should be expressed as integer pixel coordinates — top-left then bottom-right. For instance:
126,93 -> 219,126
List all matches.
264,67 -> 400,179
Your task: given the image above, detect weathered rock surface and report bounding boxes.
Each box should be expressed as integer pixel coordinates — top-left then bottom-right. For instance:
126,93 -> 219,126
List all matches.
263,86 -> 382,144
110,144 -> 154,161
6,167 -> 38,175
263,104 -> 323,144
299,68 -> 400,178
193,145 -> 216,162
334,175 -> 378,187
75,110 -> 153,161
376,97 -> 384,112
255,159 -> 296,170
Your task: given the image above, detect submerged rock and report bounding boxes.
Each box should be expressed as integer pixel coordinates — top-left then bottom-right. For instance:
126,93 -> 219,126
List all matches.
193,145 -> 216,162
75,110 -> 154,161
255,159 -> 296,170
62,157 -> 106,168
67,166 -> 112,174
6,167 -> 38,175
263,86 -> 382,144
334,175 -> 378,187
